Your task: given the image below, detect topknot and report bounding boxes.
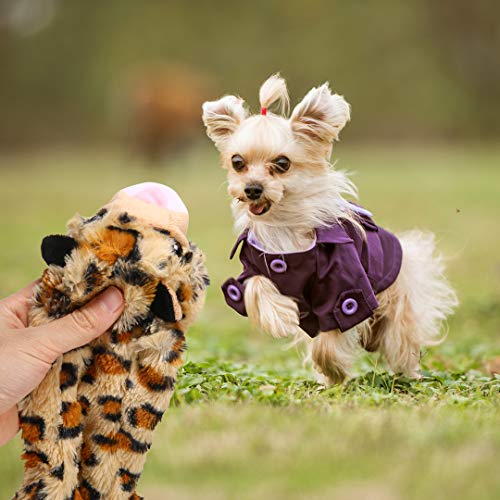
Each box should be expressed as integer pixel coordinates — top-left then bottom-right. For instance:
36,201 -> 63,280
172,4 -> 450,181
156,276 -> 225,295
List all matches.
259,73 -> 289,116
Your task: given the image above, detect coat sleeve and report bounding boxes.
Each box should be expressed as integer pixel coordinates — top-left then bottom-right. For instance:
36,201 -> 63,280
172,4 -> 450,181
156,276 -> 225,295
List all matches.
221,245 -> 259,317
312,242 -> 379,333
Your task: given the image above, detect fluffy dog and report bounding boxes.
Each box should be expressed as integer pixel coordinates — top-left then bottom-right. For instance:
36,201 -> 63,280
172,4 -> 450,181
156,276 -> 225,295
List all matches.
202,74 -> 457,385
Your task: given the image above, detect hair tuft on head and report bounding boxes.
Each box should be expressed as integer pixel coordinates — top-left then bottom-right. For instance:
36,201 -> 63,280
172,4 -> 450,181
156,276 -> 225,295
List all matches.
259,74 -> 289,116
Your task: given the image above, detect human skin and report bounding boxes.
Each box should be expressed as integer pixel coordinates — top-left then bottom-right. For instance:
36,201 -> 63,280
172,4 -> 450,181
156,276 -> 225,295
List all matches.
0,282 -> 124,446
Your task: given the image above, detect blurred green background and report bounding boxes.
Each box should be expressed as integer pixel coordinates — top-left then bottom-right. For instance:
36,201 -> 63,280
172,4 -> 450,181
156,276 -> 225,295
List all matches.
1,0 -> 500,147
0,1 -> 499,499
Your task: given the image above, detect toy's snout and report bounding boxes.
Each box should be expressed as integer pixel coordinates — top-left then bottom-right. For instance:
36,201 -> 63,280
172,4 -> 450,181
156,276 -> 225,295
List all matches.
120,182 -> 188,216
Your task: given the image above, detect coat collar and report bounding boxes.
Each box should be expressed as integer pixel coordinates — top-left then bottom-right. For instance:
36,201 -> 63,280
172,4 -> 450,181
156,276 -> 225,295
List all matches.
316,222 -> 354,244
229,223 -> 353,259
229,229 -> 249,259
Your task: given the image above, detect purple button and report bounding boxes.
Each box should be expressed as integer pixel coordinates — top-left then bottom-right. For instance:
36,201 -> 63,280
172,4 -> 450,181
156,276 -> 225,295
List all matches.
227,284 -> 242,302
270,259 -> 287,273
341,298 -> 358,315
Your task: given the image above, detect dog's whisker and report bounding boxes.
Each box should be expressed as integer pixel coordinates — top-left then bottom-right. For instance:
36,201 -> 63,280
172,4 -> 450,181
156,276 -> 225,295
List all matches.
217,179 -> 229,192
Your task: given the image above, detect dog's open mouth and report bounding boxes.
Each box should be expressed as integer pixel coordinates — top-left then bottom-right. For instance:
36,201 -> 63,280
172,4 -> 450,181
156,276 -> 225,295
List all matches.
249,200 -> 271,216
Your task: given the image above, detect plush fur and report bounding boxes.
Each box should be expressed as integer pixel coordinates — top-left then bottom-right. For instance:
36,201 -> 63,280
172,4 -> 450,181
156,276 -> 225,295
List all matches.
14,187 -> 208,499
203,74 -> 457,384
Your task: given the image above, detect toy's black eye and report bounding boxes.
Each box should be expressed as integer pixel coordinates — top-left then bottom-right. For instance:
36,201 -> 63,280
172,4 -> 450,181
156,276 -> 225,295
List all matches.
172,241 -> 182,257
231,154 -> 246,172
273,156 -> 291,173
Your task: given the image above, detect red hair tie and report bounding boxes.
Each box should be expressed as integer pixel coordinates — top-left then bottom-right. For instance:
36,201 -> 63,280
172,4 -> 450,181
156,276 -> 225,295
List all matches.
261,107 -> 267,116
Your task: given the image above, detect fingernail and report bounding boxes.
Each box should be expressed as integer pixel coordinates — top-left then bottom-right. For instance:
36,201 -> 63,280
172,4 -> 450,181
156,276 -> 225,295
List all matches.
100,287 -> 123,313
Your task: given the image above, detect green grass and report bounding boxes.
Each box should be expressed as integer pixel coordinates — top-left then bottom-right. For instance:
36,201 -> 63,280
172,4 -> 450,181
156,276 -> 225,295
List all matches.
0,144 -> 499,499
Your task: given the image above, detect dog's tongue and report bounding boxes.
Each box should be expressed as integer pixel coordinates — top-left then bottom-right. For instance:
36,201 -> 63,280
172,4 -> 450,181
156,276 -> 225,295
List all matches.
249,203 -> 266,215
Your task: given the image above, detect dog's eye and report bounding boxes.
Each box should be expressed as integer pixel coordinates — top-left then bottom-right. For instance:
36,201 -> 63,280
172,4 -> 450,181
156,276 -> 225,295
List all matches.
273,156 -> 291,173
231,155 -> 246,172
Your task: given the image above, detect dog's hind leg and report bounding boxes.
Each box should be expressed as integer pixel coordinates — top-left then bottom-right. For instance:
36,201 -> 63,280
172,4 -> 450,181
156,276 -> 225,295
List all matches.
309,329 -> 360,385
374,230 -> 458,377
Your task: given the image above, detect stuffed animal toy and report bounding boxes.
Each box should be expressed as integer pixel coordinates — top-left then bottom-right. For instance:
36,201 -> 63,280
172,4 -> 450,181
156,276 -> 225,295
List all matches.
14,182 -> 209,500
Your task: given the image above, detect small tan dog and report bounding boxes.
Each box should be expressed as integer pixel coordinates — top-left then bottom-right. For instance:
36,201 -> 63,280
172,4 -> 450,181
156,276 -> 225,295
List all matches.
202,74 -> 457,385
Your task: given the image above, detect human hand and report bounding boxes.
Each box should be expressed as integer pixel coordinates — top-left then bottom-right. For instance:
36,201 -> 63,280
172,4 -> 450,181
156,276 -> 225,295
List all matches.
0,281 -> 124,446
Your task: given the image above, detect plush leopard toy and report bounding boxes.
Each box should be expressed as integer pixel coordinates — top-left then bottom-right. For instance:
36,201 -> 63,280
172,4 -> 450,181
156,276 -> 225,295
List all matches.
14,183 -> 209,500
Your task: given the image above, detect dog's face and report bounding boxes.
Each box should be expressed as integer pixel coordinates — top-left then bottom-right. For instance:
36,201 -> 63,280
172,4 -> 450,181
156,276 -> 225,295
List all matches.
221,114 -> 298,217
202,82 -> 350,224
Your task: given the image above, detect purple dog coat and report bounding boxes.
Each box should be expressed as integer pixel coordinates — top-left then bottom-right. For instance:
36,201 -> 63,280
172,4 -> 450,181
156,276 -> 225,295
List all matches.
222,208 -> 403,337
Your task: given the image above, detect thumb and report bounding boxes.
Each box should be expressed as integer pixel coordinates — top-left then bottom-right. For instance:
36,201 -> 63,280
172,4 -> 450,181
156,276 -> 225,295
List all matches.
34,287 -> 124,359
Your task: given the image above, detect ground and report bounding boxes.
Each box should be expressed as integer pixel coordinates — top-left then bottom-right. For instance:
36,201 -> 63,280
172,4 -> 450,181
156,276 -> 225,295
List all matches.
0,144 -> 499,500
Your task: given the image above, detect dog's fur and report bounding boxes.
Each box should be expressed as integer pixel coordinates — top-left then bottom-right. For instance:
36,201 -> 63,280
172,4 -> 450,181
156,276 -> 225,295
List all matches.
203,74 -> 457,384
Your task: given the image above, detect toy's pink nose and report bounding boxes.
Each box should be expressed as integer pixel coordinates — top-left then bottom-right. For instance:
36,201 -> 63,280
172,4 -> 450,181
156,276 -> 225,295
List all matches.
120,182 -> 188,214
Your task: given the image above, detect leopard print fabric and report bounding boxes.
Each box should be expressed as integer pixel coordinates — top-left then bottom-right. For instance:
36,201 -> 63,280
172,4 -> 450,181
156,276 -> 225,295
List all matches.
14,201 -> 208,499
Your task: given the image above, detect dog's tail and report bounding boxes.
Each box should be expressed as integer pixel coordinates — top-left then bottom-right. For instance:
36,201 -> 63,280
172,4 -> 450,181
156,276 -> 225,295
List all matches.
368,230 -> 458,376
397,230 -> 458,345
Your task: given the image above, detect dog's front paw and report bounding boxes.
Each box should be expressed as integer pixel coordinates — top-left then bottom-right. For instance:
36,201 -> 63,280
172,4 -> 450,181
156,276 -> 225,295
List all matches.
244,275 -> 300,338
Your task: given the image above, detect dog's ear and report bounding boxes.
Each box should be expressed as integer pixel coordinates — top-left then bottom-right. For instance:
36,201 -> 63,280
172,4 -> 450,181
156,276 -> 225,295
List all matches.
202,95 -> 247,148
41,235 -> 78,267
290,83 -> 350,149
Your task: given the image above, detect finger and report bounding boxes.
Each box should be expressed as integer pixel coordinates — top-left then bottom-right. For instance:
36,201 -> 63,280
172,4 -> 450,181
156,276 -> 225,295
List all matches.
33,287 -> 124,359
2,279 -> 40,302
14,279 -> 41,301
0,279 -> 40,328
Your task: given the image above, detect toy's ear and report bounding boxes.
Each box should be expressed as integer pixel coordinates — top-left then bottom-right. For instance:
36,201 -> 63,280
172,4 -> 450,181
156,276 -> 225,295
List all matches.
150,282 -> 182,323
41,235 -> 78,267
202,95 -> 247,148
290,83 -> 350,149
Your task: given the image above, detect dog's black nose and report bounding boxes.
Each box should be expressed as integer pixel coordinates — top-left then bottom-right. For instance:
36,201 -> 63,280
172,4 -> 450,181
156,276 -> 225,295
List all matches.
244,183 -> 263,200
